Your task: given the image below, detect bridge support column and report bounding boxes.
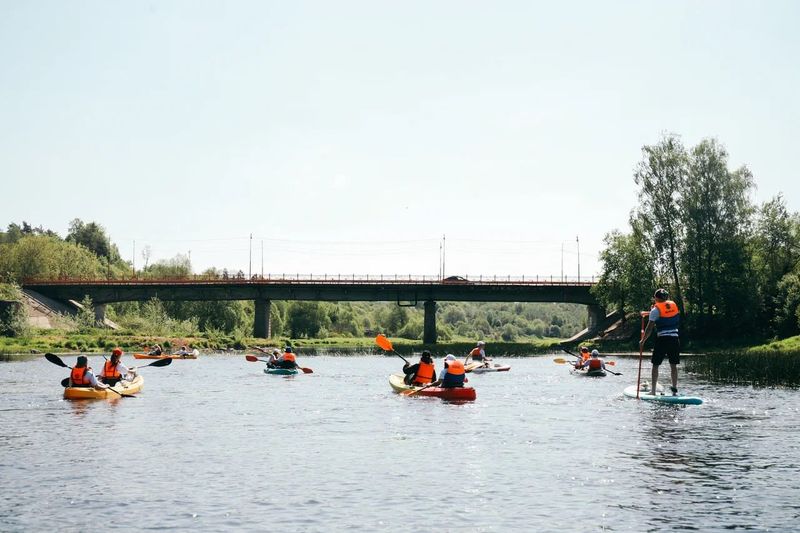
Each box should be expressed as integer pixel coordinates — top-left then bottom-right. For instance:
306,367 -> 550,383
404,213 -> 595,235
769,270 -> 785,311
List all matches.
587,304 -> 605,332
423,300 -> 437,344
254,298 -> 271,338
94,303 -> 106,326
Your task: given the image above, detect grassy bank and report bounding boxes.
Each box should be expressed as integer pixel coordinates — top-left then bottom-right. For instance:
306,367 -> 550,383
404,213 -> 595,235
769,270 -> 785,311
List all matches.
0,328 -> 564,359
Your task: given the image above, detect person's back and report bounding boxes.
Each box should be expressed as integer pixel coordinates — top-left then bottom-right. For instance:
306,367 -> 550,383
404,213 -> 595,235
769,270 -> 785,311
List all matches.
69,356 -> 105,390
441,359 -> 466,388
583,350 -> 605,371
404,351 -> 435,385
99,348 -> 130,386
277,347 -> 298,369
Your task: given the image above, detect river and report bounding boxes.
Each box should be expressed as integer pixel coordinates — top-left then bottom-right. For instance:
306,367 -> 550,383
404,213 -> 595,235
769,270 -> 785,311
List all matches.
2,353 -> 799,531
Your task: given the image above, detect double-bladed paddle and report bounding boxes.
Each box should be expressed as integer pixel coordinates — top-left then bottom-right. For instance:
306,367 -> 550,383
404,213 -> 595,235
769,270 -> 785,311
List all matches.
374,334 -> 410,364
244,354 -> 313,373
555,350 -> 622,376
402,379 -> 443,396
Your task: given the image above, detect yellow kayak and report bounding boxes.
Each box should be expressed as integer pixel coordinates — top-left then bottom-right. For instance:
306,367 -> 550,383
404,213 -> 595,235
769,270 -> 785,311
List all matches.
64,375 -> 144,400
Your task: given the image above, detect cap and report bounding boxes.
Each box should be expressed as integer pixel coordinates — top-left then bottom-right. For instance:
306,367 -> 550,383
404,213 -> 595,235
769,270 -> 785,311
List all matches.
444,354 -> 456,362
580,346 -> 589,352
284,346 -> 293,353
422,350 -> 431,357
112,348 -> 123,356
654,288 -> 668,300
272,349 -> 280,355
477,341 -> 486,346
591,349 -> 600,357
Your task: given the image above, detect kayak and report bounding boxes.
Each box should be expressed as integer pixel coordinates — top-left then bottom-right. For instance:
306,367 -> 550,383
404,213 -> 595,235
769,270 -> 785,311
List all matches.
134,353 -> 198,360
388,373 -> 476,401
64,375 -> 144,400
571,366 -> 606,377
470,364 -> 511,374
264,367 -> 299,375
623,384 -> 703,405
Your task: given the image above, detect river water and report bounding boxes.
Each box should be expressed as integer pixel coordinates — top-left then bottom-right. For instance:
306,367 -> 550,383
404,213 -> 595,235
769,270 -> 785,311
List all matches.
2,353 -> 799,532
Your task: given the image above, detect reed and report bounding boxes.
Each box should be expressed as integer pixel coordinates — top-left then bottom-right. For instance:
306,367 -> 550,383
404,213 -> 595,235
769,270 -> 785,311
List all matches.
686,350 -> 800,387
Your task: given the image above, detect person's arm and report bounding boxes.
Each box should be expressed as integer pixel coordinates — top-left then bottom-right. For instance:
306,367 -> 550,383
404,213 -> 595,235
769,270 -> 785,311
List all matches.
86,372 -> 108,390
640,321 -> 656,346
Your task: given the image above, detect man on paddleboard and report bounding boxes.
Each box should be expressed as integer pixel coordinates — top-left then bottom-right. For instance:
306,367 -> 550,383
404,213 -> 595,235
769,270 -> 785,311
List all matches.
640,288 -> 681,396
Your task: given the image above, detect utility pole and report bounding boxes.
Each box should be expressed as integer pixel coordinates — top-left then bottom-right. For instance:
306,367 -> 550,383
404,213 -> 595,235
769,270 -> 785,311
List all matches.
132,240 -> 136,277
576,235 -> 581,282
261,240 -> 264,278
249,233 -> 253,278
442,234 -> 446,279
188,250 -> 191,273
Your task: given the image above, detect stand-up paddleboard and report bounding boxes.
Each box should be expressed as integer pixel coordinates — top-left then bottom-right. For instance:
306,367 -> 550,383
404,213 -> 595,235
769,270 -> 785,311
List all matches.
470,364 -> 511,374
623,384 -> 703,405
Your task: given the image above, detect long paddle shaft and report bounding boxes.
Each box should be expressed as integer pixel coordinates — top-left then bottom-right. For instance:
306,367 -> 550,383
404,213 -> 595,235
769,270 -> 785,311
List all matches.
636,312 -> 646,399
403,379 -> 442,396
244,354 -> 313,373
374,334 -> 410,364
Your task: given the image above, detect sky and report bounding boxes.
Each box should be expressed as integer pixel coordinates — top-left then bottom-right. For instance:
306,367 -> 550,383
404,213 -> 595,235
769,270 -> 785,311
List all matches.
2,1 -> 798,280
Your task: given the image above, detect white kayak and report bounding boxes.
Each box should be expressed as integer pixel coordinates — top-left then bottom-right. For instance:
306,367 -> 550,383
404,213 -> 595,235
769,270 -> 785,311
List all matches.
470,363 -> 511,374
623,384 -> 703,405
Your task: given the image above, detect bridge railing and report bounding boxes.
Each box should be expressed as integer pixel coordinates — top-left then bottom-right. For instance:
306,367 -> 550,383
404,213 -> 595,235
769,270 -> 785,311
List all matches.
22,273 -> 596,285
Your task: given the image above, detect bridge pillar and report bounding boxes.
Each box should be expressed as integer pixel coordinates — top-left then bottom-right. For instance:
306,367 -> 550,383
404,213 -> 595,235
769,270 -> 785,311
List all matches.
587,304 -> 605,332
254,298 -> 271,338
94,303 -> 106,326
423,300 -> 437,344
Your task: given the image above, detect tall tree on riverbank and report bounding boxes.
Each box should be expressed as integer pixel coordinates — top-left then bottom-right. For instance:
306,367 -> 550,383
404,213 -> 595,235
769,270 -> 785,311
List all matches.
633,133 -> 687,313
681,139 -> 756,336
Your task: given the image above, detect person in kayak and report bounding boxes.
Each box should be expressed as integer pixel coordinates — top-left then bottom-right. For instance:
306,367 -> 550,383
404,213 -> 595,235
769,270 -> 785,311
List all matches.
574,346 -> 591,369
69,356 -> 108,390
439,358 -> 467,388
275,346 -> 300,370
98,348 -> 136,387
467,341 -> 491,367
438,354 -> 457,380
640,288 -> 681,396
579,350 -> 606,372
266,348 -> 281,368
148,344 -> 163,356
174,345 -> 191,356
403,351 -> 436,385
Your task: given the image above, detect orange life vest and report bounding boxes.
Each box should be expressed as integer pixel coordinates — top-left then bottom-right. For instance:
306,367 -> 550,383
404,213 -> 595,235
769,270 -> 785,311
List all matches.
70,367 -> 91,386
103,361 -> 121,379
413,361 -> 435,385
469,347 -> 482,357
580,351 -> 590,362
282,352 -> 296,362
654,300 -> 680,335
588,358 -> 603,370
446,360 -> 465,376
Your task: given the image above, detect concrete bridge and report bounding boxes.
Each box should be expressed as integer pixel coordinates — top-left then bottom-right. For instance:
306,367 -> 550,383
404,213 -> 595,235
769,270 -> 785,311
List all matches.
22,276 -> 603,343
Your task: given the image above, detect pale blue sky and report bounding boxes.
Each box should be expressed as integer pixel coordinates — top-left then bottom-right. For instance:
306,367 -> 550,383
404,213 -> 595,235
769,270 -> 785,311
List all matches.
2,1 -> 798,278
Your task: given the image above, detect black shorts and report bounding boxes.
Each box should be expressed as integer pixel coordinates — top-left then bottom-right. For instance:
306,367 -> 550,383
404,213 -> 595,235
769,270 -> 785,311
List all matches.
652,336 -> 680,366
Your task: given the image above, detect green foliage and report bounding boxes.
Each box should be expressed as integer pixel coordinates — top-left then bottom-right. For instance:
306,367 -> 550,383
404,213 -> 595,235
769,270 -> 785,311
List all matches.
0,283 -> 29,337
76,295 -> 96,333
66,219 -> 121,263
288,302 -> 330,338
686,350 -> 800,388
0,235 -> 106,281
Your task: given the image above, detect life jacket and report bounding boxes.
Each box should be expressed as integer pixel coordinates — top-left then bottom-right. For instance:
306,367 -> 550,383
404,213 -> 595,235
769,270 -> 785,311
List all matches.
103,361 -> 121,379
441,360 -> 466,388
580,351 -> 590,362
469,347 -> 484,360
588,358 -> 603,370
281,352 -> 296,363
413,361 -> 435,385
70,367 -> 91,386
654,300 -> 680,336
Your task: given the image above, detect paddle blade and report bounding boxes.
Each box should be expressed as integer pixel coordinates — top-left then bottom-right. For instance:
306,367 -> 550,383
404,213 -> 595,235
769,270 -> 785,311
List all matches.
300,367 -> 313,374
375,334 -> 393,351
606,361 -> 616,366
146,357 -> 173,367
553,358 -> 568,364
245,355 -> 261,362
61,377 -> 70,387
45,353 -> 69,368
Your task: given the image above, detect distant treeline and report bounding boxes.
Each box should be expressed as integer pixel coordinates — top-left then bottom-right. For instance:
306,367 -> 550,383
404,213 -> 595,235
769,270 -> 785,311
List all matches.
593,134 -> 800,343
0,220 -> 586,340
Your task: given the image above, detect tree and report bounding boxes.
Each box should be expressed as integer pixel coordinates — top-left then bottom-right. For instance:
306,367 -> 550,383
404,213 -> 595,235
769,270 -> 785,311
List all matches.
593,228 -> 655,313
66,219 -> 121,262
633,133 -> 687,311
287,302 -> 330,338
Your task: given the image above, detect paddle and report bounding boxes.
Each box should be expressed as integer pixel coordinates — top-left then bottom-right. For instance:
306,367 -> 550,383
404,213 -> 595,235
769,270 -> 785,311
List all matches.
244,354 -> 313,374
402,379 -> 442,396
374,334 -> 410,364
553,357 -> 616,367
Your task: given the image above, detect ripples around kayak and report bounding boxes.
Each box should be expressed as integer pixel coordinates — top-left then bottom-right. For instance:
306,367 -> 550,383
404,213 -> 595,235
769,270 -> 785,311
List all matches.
2,355 -> 800,531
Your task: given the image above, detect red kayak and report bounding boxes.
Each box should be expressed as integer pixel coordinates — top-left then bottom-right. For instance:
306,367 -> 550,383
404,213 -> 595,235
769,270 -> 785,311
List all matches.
388,373 -> 476,401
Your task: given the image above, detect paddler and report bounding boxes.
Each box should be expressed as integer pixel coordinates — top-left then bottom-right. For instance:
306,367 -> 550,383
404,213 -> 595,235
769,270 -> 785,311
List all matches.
438,354 -> 457,380
403,350 -> 436,386
68,355 -> 108,390
440,358 -> 467,388
640,288 -> 681,396
275,346 -> 301,370
579,349 -> 606,372
267,348 -> 281,368
467,341 -> 491,367
148,343 -> 163,356
97,348 -> 135,387
575,346 -> 591,369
